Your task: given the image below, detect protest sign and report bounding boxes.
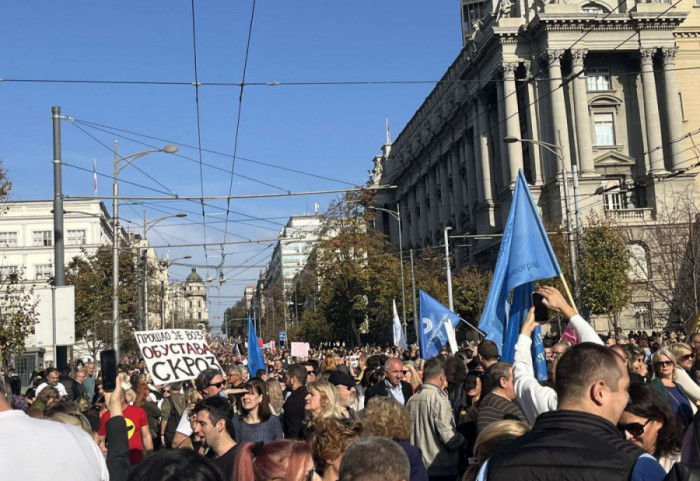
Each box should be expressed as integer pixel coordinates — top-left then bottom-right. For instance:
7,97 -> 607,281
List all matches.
135,329 -> 224,384
290,342 -> 310,358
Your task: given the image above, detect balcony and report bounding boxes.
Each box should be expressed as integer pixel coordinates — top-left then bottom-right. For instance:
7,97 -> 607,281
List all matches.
604,208 -> 654,223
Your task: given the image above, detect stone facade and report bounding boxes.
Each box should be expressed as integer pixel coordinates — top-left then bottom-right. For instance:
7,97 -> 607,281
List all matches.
374,0 -> 698,332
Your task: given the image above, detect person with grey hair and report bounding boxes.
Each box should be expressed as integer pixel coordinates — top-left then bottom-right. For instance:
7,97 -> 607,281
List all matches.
171,368 -> 225,449
339,435 -> 410,481
477,362 -> 527,434
406,358 -> 463,481
364,357 -> 413,407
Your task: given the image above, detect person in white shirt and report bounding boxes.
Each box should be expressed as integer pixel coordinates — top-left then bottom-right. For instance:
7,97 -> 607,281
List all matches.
0,377 -> 108,480
35,367 -> 68,398
513,286 -> 603,424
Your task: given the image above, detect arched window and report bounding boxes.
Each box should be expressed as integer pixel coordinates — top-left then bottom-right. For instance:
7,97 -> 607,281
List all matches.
582,3 -> 608,13
627,243 -> 650,280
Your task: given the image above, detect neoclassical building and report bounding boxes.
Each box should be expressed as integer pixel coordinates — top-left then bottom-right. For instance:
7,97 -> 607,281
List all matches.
374,0 -> 698,331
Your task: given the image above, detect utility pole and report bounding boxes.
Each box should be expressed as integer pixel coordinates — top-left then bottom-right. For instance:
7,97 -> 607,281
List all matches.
572,165 -> 583,302
562,167 -> 578,297
142,210 -> 149,331
112,141 -> 120,358
444,227 -> 454,311
52,106 -> 65,368
409,249 -> 418,343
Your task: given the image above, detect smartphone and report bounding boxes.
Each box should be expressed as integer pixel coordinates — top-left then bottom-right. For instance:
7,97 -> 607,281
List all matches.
100,349 -> 118,392
531,293 -> 549,323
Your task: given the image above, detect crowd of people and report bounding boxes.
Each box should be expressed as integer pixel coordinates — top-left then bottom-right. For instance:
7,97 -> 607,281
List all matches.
4,285 -> 700,481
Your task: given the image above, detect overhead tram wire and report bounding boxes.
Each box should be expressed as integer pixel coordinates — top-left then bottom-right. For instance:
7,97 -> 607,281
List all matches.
224,0 -> 258,247
189,0 -> 210,270
71,117 -> 356,186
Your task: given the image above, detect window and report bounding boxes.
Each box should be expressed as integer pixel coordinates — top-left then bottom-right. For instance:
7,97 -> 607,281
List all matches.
0,265 -> 19,279
33,231 -> 52,247
594,113 -> 616,146
0,231 -> 18,248
634,303 -> 652,330
67,229 -> 87,246
627,244 -> 649,280
35,263 -> 52,281
582,4 -> 606,13
462,1 -> 486,32
587,68 -> 611,91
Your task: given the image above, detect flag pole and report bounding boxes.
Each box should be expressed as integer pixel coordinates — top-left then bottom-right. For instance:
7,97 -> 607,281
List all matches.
459,317 -> 486,338
558,273 -> 578,313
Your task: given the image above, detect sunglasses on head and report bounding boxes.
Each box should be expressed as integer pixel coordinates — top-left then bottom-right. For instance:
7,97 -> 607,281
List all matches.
209,381 -> 225,388
618,419 -> 652,437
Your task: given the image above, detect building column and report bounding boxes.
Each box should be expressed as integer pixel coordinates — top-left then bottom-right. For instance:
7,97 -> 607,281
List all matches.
417,179 -> 428,244
428,166 -> 439,240
502,62 -> 523,184
452,142 -> 466,229
661,47 -> 685,170
571,49 -> 595,174
524,61 -> 543,184
463,138 -> 477,212
439,155 -> 451,226
476,95 -> 494,201
409,186 -> 419,246
544,49 -> 572,174
399,195 -> 410,248
640,47 -> 665,173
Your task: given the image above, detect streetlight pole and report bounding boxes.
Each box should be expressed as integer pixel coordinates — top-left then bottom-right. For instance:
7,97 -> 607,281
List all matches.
444,226 -> 454,311
112,142 -> 178,357
369,204 -> 408,339
52,106 -> 65,368
140,211 -> 186,331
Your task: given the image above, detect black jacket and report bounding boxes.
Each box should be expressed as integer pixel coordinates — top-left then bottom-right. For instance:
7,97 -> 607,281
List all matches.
487,410 -> 646,481
282,386 -> 308,439
364,379 -> 413,407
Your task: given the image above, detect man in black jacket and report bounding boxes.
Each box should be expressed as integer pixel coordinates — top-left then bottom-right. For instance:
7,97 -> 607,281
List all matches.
282,363 -> 308,439
364,357 -> 413,407
478,342 -> 666,481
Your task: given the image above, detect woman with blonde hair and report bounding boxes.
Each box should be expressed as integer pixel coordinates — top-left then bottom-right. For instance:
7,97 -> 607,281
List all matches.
403,362 -> 422,394
266,377 -> 285,415
651,347 -> 696,430
670,342 -> 700,403
363,397 -> 428,481
463,420 -> 530,481
304,380 -> 340,440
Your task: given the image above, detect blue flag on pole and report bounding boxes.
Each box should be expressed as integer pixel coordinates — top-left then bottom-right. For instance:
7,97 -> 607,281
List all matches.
247,316 -> 266,379
478,170 -> 561,381
419,290 -> 460,360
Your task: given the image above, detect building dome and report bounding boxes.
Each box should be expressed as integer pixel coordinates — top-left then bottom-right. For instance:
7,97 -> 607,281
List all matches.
186,267 -> 203,284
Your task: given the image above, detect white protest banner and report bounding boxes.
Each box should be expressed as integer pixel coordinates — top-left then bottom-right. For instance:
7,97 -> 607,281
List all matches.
262,340 -> 276,352
290,342 -> 310,358
135,329 -> 224,384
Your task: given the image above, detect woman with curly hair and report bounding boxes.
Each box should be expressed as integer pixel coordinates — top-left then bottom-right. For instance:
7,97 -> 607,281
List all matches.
363,397 -> 428,481
619,382 -> 683,472
310,417 -> 362,481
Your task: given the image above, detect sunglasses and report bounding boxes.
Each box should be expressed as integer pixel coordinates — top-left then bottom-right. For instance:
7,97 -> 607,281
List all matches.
618,419 -> 652,437
654,361 -> 673,368
680,354 -> 693,361
305,465 -> 316,481
209,381 -> 225,388
402,370 -> 409,375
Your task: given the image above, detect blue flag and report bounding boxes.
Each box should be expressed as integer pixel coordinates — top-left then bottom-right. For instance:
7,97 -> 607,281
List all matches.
478,170 -> 560,381
419,290 -> 460,360
247,316 -> 266,379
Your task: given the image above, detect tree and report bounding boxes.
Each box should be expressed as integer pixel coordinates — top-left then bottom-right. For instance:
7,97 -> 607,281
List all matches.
0,270 -> 39,397
66,246 -> 139,359
452,266 -> 492,327
579,218 -> 631,329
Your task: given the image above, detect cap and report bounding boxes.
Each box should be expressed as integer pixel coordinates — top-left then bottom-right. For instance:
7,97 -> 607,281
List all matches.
328,370 -> 357,388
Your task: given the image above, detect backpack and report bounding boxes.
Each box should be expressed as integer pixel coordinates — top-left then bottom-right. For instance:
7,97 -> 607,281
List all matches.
163,397 -> 184,448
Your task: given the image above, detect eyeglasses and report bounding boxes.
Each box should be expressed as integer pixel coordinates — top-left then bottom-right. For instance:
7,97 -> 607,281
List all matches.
654,361 -> 674,368
209,381 -> 225,388
618,419 -> 652,437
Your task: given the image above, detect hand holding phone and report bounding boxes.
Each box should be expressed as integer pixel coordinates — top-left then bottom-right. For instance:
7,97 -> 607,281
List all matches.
531,293 -> 549,323
100,349 -> 118,392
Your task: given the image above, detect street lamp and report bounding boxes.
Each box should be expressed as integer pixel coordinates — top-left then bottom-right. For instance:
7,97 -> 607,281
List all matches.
139,212 -> 187,331
444,226 -> 454,312
112,142 -> 178,357
502,134 -> 579,308
369,204 -> 408,341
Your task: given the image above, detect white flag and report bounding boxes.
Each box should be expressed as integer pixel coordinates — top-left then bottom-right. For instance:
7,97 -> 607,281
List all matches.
392,299 -> 407,350
444,321 -> 458,354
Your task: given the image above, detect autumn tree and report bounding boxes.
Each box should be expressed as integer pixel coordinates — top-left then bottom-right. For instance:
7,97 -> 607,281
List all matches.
65,246 -> 139,359
579,218 -> 631,329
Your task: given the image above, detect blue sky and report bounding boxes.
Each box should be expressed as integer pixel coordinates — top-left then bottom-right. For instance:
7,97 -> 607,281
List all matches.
0,1 -> 462,332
